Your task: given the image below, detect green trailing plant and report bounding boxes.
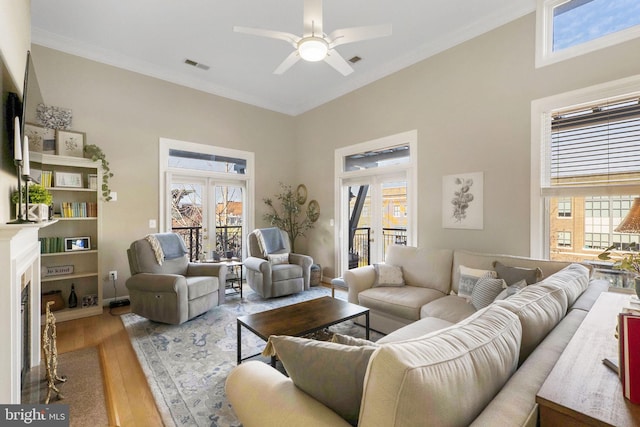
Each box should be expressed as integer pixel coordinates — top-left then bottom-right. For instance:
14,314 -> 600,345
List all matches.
598,243 -> 640,276
11,184 -> 53,206
84,144 -> 114,201
263,183 -> 320,252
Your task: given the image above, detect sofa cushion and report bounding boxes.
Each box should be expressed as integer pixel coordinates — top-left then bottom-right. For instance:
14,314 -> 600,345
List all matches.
570,279 -> 608,312
493,261 -> 542,285
373,263 -> 405,287
535,263 -> 590,307
384,245 -> 453,294
471,277 -> 506,309
495,283 -> 568,365
493,279 -> 527,301
458,265 -> 498,300
377,316 -> 455,344
420,295 -> 477,323
358,305 -> 522,427
359,286 -> 446,321
263,335 -> 377,425
185,276 -> 218,300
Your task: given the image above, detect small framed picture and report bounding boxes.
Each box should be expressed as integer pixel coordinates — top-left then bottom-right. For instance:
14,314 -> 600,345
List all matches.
24,123 -> 55,153
45,265 -> 74,277
55,171 -> 83,188
88,174 -> 98,190
56,129 -> 85,157
64,236 -> 91,252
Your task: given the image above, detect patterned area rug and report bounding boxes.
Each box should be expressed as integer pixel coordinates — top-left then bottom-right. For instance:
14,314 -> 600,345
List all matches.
122,286 -> 378,427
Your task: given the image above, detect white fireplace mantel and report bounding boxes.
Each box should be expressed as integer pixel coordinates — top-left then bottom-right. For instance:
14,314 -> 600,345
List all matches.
0,224 -> 42,404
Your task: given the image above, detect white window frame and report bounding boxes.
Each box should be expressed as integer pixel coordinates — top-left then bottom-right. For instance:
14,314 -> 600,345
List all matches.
536,0 -> 640,68
334,130 -> 418,274
159,138 -> 255,246
530,74 -> 640,258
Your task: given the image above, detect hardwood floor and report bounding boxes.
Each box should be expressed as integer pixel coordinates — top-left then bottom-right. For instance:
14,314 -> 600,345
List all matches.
54,306 -> 163,427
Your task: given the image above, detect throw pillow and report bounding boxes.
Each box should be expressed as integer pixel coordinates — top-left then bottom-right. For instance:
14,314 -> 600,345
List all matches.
493,261 -> 542,285
373,263 -> 405,287
267,253 -> 289,265
494,279 -> 528,301
471,277 -> 506,310
331,333 -> 379,347
263,335 -> 377,425
458,266 -> 498,300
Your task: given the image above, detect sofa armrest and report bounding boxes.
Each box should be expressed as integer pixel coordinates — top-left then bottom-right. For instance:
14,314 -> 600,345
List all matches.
125,273 -> 187,293
225,361 -> 351,427
344,265 -> 376,305
290,253 -> 314,289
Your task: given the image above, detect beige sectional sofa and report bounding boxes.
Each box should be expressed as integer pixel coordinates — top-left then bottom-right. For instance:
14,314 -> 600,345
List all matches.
225,245 -> 609,426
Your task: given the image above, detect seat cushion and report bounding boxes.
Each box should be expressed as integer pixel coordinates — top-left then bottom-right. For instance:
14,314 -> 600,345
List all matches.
185,276 -> 219,300
359,286 -> 446,321
377,316 -> 455,344
272,263 -> 303,282
359,305 -> 522,427
420,294 -> 477,323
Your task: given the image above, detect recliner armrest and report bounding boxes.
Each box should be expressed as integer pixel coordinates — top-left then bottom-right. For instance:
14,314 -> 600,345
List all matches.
187,262 -> 228,282
289,253 -> 313,268
244,256 -> 271,274
125,273 -> 187,293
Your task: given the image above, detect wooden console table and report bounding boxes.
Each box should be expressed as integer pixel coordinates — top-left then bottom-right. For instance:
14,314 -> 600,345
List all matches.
536,292 -> 640,426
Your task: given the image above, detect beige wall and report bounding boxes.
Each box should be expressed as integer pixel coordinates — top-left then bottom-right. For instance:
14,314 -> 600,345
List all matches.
296,13 -> 640,277
31,45 -> 297,299
16,10 -> 640,296
0,0 -> 31,223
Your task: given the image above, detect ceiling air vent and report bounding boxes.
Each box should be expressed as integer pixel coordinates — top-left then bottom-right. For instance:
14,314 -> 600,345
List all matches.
184,59 -> 210,71
349,56 -> 362,64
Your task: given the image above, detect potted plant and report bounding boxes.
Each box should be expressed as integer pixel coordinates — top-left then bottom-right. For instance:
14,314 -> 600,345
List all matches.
598,243 -> 640,297
263,183 -> 320,252
84,144 -> 114,201
11,184 -> 53,222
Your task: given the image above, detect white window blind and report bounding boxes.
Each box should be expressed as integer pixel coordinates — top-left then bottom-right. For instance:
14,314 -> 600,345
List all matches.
541,95 -> 640,196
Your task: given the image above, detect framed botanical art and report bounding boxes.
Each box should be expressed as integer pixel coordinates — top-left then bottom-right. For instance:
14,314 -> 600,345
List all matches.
24,123 -> 53,153
56,129 -> 85,157
442,172 -> 484,230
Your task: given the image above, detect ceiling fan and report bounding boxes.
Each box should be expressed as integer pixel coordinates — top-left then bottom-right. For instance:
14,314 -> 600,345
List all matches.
233,0 -> 392,76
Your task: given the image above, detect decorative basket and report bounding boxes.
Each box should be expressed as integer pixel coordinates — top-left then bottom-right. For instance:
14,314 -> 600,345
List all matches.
41,290 -> 65,314
310,264 -> 322,287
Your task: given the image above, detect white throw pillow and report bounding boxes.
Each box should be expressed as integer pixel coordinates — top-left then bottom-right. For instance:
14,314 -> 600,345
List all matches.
267,253 -> 289,265
373,263 -> 405,287
458,265 -> 498,300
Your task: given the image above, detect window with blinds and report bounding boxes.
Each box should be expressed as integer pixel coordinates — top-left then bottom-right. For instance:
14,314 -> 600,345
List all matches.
543,95 -> 640,193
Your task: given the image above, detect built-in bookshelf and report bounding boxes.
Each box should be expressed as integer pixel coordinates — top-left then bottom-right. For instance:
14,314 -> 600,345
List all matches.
30,152 -> 103,323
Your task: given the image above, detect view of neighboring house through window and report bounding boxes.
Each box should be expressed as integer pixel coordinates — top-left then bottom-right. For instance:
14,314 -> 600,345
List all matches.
535,86 -> 640,289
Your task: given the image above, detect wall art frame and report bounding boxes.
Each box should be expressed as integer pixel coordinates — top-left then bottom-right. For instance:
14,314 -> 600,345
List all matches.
56,129 -> 85,157
442,171 -> 484,230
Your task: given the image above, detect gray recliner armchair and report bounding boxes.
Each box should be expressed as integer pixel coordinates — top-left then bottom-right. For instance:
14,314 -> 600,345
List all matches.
245,228 -> 313,298
125,233 -> 227,325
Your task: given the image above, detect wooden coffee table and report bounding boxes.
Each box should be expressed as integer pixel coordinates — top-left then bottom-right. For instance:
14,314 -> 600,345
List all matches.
237,296 -> 370,365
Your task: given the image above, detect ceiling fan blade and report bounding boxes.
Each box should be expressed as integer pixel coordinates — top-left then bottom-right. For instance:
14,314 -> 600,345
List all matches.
303,0 -> 323,37
324,49 -> 354,76
233,26 -> 300,48
328,24 -> 392,48
274,50 -> 301,75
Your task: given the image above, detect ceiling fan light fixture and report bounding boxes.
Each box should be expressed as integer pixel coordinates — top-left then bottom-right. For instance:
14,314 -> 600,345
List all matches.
298,37 -> 328,62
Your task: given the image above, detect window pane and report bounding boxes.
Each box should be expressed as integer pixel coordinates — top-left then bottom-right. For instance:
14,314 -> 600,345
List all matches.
169,149 -> 247,174
344,145 -> 410,172
553,0 -> 640,52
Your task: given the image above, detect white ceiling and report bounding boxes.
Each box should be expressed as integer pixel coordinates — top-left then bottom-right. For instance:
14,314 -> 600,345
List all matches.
30,0 -> 536,116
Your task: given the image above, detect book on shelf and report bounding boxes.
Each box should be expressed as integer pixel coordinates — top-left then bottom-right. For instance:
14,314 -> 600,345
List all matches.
618,309 -> 640,404
41,170 -> 53,188
59,202 -> 97,218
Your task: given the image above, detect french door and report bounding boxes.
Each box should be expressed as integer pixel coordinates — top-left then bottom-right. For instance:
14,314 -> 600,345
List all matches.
170,176 -> 245,261
335,130 -> 417,275
342,174 -> 408,268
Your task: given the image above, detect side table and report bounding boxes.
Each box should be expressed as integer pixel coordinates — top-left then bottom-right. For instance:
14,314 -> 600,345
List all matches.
202,258 -> 244,298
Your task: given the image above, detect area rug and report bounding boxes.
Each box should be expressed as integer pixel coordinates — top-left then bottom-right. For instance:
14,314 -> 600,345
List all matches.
21,346 -> 110,427
122,286 -> 379,427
